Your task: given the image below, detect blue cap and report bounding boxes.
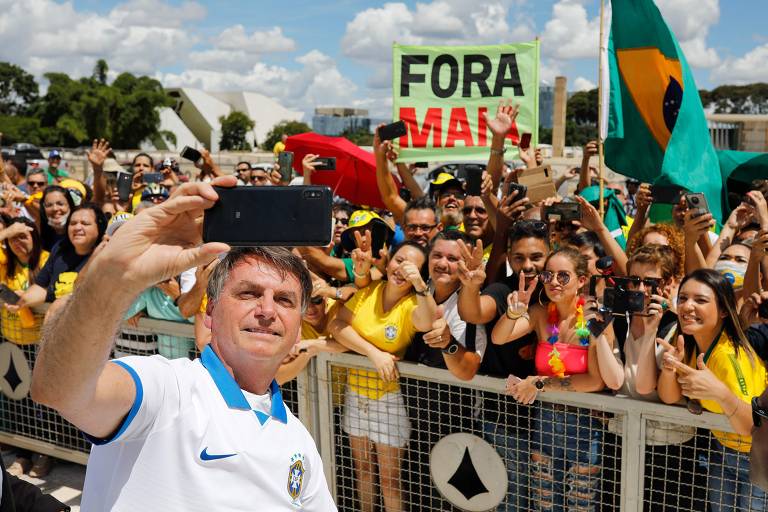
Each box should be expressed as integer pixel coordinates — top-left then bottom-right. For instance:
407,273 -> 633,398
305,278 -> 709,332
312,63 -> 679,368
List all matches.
48,150 -> 61,159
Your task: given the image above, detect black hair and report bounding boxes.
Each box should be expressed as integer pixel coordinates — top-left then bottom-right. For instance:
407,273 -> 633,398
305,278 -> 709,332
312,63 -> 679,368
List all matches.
428,229 -> 472,252
508,220 -> 549,246
4,217 -> 42,281
565,231 -> 606,258
404,196 -> 437,217
678,269 -> 754,364
61,203 -> 107,255
40,185 -> 76,252
132,153 -> 154,169
235,161 -> 251,169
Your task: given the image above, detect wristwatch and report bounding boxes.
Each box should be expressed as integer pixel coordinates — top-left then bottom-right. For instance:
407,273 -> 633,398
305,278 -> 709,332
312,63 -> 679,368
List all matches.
415,286 -> 430,297
442,338 -> 460,355
535,377 -> 546,391
490,147 -> 507,156
335,288 -> 343,300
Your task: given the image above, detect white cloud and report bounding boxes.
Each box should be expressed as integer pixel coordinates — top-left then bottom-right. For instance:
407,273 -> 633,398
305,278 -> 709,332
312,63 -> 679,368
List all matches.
711,43 -> 768,84
573,76 -> 596,91
656,0 -> 720,68
413,2 -> 464,37
540,0 -> 600,60
212,25 -> 296,54
0,0 -> 200,78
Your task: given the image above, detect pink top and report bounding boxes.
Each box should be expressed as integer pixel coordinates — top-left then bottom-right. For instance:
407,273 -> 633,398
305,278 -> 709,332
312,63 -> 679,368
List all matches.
534,341 -> 589,377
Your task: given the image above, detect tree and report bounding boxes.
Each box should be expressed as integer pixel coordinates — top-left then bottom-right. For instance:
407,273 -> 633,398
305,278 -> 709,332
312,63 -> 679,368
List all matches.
261,120 -> 312,151
0,62 -> 39,116
341,127 -> 373,146
219,111 -> 255,151
563,88 -> 598,146
93,59 -> 108,85
699,83 -> 768,114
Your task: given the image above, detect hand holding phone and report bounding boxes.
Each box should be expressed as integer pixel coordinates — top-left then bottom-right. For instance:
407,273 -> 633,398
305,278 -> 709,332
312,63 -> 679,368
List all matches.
180,146 -> 202,163
313,157 -> 336,171
277,151 -> 294,182
684,193 -> 709,218
519,133 -> 532,150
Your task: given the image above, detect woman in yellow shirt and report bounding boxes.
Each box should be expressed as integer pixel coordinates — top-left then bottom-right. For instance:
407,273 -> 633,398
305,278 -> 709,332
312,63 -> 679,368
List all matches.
330,241 -> 436,512
0,217 -> 49,344
659,269 -> 767,511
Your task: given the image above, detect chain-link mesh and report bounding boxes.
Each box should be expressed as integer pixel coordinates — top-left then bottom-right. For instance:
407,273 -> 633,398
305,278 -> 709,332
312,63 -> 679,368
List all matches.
314,353 -> 767,512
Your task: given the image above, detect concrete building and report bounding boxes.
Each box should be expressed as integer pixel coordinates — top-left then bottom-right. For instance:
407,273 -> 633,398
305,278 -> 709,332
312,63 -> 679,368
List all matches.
152,88 -> 304,152
539,84 -> 555,129
707,113 -> 768,152
312,107 -> 371,136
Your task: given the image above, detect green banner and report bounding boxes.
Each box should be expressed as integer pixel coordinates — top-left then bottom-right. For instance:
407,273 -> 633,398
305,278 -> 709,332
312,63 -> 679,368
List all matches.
392,42 -> 540,163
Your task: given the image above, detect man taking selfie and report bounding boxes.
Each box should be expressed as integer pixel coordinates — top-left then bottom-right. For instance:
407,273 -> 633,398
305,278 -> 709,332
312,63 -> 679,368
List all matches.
30,176 -> 336,510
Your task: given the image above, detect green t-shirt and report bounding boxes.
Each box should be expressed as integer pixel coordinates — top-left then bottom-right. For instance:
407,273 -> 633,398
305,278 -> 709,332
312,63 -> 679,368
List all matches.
46,167 -> 70,184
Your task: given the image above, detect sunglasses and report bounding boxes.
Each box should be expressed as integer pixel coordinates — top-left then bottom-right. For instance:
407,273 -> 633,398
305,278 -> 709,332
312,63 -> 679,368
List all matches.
462,206 -> 487,216
405,223 -> 437,232
309,296 -> 325,305
626,276 -> 661,289
27,180 -> 46,188
439,190 -> 466,200
753,397 -> 768,427
539,270 -> 573,286
334,217 -> 349,226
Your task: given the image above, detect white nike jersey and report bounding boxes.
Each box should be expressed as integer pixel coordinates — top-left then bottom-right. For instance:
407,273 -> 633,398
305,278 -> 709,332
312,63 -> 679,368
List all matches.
81,349 -> 336,511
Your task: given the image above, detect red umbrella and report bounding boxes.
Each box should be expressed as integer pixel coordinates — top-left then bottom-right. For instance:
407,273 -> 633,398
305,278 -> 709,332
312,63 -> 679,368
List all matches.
285,132 -> 399,209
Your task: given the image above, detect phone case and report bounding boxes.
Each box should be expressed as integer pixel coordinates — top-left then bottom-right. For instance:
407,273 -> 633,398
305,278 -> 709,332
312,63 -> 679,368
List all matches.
278,152 -> 294,181
378,121 -> 407,141
517,165 -> 557,204
203,186 -> 333,246
466,170 -> 482,196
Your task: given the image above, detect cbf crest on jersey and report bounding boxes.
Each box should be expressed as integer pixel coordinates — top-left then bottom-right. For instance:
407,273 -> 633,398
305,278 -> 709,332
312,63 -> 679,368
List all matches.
384,324 -> 398,341
288,453 -> 306,507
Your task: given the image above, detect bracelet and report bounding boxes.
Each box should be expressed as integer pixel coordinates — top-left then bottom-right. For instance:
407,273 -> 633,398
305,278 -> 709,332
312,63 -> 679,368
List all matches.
353,268 -> 369,279
506,307 -> 528,320
415,286 -> 430,297
726,402 -> 739,418
490,147 -> 506,156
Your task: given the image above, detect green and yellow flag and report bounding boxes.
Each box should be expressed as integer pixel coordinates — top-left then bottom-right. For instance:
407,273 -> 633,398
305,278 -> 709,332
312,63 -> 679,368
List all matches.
602,0 -> 724,221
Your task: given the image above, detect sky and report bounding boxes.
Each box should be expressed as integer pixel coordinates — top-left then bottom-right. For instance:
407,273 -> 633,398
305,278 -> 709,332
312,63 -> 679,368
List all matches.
1,0 -> 766,119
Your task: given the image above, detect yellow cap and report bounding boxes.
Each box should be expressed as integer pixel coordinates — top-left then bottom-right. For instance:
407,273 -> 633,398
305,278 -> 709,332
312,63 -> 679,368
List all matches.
340,210 -> 394,253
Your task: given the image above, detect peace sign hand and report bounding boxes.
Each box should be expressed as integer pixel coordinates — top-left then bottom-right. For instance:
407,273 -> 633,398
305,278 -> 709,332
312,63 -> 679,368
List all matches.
350,229 -> 373,277
659,334 -> 686,372
506,271 -> 537,317
457,240 -> 486,288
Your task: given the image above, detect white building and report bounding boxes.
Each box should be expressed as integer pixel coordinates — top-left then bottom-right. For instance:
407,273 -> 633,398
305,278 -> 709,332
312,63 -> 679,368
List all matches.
150,88 -> 304,152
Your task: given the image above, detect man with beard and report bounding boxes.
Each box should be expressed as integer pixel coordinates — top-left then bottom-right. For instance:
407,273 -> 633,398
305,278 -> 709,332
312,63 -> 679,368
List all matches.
457,220 -> 550,511
402,197 -> 441,248
430,173 -> 465,228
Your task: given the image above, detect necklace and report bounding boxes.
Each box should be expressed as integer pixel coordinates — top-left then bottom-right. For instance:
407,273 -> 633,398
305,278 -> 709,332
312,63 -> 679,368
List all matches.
545,298 -> 590,377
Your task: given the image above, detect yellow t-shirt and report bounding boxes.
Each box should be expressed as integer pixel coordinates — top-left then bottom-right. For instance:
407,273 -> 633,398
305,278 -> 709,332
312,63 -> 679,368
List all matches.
690,332 -> 767,452
344,281 -> 418,399
0,251 -> 50,344
301,300 -> 345,405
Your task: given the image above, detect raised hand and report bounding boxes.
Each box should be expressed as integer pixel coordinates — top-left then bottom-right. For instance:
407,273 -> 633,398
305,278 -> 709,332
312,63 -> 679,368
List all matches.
582,140 -> 598,161
87,139 -> 111,170
635,183 -> 652,212
480,171 -> 494,200
574,195 -> 602,231
302,154 -> 319,174
399,260 -> 426,289
95,176 -> 236,295
484,100 -> 520,138
747,190 -> 768,229
682,210 -> 715,241
351,229 -> 373,277
506,270 -> 538,317
457,239 -> 486,287
498,188 -> 529,224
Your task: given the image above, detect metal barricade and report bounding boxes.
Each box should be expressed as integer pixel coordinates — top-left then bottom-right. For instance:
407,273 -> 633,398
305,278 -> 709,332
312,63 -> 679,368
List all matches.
313,352 -> 767,512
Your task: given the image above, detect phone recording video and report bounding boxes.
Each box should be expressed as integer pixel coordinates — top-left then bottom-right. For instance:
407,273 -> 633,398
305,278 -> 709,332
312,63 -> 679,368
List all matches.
203,186 -> 333,247
180,146 -> 202,163
544,202 -> 582,222
464,165 -> 483,196
313,157 -> 336,171
378,121 -> 407,142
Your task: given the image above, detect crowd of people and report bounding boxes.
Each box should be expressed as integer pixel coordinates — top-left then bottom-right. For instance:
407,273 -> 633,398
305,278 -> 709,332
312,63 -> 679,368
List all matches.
0,100 -> 766,511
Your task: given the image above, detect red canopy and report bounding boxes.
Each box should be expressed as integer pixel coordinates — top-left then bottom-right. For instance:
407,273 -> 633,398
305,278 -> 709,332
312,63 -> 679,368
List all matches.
285,132 -> 397,209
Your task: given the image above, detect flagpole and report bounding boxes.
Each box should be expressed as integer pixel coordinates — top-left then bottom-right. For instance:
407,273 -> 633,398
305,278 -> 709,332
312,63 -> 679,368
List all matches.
597,0 -> 606,219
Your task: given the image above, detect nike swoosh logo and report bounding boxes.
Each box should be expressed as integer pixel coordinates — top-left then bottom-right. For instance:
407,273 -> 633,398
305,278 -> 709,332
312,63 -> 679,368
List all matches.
200,447 -> 237,461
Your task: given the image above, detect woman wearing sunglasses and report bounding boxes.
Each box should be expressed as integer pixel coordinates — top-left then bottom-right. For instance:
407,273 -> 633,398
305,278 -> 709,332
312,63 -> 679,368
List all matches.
492,246 -> 612,511
658,269 -> 767,511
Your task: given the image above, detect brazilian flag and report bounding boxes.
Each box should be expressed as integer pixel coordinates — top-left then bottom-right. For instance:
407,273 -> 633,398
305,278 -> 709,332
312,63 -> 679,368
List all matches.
603,0 -> 724,221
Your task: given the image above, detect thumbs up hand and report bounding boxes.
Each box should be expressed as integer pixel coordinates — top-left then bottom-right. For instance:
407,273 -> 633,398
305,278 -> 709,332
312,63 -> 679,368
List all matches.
423,305 -> 451,349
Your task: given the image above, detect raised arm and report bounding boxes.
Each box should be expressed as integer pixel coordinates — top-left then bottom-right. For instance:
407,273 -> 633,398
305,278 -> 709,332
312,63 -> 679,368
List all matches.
457,240 -> 498,324
484,101 -> 519,193
682,210 -> 715,274
396,163 -> 424,200
30,177 -> 235,438
577,141 -> 598,193
625,183 -> 651,251
490,272 -> 537,345
297,246 -> 350,282
575,195 -> 628,275
87,138 -> 110,206
373,127 -> 407,223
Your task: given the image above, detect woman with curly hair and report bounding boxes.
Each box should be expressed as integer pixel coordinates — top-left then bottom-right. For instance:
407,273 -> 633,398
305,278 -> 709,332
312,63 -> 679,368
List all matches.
626,223 -> 685,275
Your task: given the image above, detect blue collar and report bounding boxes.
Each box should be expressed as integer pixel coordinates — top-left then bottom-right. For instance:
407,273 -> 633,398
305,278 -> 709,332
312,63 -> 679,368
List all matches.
200,345 -> 287,424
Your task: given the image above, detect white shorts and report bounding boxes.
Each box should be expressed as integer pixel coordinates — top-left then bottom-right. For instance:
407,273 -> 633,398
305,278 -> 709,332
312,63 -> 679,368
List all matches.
342,388 -> 411,448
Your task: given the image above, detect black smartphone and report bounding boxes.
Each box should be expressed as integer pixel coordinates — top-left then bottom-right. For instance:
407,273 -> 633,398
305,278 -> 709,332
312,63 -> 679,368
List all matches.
544,202 -> 582,222
519,133 -> 532,150
650,185 -> 684,204
180,146 -> 202,163
684,193 -> 709,218
759,301 -> 768,319
203,186 -> 333,246
116,172 -> 133,202
378,121 -> 407,142
143,172 -> 163,184
465,165 -> 483,196
504,181 -> 528,199
313,157 -> 336,171
277,151 -> 294,182
399,187 -> 412,202
414,161 -> 429,168
0,284 -> 19,305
